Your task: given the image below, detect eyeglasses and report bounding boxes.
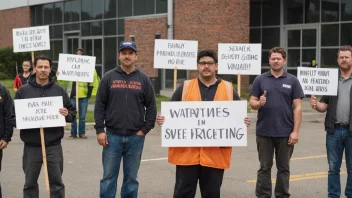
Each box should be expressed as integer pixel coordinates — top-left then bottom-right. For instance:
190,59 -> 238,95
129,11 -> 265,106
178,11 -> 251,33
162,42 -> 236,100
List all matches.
198,62 -> 215,66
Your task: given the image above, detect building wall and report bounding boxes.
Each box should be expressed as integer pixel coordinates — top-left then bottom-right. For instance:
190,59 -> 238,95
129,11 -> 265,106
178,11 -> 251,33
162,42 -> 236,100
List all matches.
174,0 -> 250,92
0,7 -> 31,48
125,16 -> 168,78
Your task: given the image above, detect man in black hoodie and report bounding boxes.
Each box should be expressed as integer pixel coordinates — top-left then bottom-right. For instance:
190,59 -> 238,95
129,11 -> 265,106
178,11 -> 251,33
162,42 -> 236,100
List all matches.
14,55 -> 76,198
0,83 -> 14,197
95,41 -> 157,198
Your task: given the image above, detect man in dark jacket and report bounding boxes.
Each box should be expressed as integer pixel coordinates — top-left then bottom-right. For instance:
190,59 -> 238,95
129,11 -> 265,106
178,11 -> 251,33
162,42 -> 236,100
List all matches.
14,55 -> 76,198
95,41 -> 157,198
0,83 -> 14,197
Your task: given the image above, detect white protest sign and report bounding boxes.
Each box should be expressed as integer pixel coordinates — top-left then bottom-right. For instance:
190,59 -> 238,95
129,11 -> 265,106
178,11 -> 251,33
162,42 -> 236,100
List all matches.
15,96 -> 66,130
161,101 -> 247,147
154,39 -> 198,70
218,43 -> 262,75
12,25 -> 50,53
297,67 -> 339,96
57,54 -> 96,82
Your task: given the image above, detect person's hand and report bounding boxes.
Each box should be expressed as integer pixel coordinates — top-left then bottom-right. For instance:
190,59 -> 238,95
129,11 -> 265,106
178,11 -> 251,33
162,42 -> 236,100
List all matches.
288,131 -> 299,145
136,130 -> 145,136
56,71 -> 60,77
59,108 -> 68,117
259,91 -> 267,106
310,94 -> 317,110
97,133 -> 108,147
244,117 -> 250,127
156,115 -> 165,126
0,140 -> 8,150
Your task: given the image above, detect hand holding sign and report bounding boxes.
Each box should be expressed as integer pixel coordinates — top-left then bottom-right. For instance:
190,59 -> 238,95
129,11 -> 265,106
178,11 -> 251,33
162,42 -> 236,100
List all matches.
310,94 -> 317,110
259,91 -> 267,106
157,115 -> 165,126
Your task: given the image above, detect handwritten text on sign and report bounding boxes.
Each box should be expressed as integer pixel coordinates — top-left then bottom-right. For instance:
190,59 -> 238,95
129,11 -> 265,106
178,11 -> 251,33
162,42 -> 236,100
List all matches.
218,44 -> 262,75
12,25 -> 50,53
15,96 -> 66,129
161,101 -> 247,147
297,67 -> 339,96
57,54 -> 96,82
154,39 -> 198,70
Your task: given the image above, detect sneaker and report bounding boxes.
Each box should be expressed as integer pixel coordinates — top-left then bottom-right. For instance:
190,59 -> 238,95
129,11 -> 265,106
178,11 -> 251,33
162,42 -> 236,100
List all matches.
69,134 -> 77,138
79,134 -> 87,139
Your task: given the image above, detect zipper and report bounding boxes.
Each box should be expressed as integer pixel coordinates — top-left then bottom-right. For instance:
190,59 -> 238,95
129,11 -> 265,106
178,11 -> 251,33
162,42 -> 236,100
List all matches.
123,74 -> 129,135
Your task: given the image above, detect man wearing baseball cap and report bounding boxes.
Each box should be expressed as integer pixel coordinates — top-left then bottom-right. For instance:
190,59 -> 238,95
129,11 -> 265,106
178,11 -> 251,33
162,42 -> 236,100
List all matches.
95,41 -> 156,197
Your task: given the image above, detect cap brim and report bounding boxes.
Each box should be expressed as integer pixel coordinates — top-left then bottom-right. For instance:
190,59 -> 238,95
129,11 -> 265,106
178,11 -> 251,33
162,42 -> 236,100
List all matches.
119,46 -> 137,52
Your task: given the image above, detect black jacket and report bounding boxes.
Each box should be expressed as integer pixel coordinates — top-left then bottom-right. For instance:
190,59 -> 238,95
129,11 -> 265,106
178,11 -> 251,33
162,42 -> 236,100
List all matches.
15,74 -> 76,146
94,66 -> 157,135
0,84 -> 13,142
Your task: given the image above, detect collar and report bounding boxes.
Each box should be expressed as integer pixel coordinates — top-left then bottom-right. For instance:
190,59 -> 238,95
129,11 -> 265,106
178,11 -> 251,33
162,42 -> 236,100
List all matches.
266,70 -> 287,78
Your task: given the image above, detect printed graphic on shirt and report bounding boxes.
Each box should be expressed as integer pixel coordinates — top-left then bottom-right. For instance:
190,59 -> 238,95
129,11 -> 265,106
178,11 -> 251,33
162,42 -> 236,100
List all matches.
110,80 -> 142,90
282,84 -> 291,89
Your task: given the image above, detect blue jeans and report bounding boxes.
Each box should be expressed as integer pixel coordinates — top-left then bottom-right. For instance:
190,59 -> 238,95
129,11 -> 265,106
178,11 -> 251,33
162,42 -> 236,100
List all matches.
100,131 -> 145,198
70,97 -> 88,135
326,127 -> 352,198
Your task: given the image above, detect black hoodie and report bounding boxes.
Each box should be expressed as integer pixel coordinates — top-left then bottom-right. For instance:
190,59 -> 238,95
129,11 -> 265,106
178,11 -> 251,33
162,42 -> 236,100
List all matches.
14,74 -> 76,147
94,66 -> 157,135
0,84 -> 13,142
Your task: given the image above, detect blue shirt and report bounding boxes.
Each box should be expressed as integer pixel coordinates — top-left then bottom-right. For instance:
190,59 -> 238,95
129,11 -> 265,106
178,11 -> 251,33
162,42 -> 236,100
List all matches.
250,71 -> 304,137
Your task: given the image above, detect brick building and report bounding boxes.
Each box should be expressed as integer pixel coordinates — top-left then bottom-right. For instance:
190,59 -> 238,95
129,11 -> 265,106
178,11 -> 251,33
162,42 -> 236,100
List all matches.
1,0 -> 351,93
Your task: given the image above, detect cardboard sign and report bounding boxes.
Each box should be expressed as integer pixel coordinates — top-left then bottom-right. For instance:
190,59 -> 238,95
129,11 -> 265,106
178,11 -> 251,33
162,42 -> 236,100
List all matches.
161,101 -> 248,147
154,39 -> 198,70
15,96 -> 66,129
57,54 -> 96,82
297,67 -> 339,96
13,25 -> 50,52
218,43 -> 262,75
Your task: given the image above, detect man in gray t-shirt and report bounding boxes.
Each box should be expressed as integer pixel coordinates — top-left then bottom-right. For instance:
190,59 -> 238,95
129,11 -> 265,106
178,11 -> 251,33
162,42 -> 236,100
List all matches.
310,45 -> 352,198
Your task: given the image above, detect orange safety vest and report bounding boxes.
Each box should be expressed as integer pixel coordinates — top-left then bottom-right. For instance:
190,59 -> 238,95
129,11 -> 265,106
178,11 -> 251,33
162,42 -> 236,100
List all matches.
168,78 -> 234,169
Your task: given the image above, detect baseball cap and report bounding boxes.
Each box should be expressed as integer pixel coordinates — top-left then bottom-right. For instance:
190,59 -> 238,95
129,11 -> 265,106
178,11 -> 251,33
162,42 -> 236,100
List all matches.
76,47 -> 84,52
118,41 -> 137,52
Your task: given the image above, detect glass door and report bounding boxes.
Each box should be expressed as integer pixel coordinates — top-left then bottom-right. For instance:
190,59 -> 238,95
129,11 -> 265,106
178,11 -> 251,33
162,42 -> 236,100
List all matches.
285,25 -> 319,76
81,38 -> 102,78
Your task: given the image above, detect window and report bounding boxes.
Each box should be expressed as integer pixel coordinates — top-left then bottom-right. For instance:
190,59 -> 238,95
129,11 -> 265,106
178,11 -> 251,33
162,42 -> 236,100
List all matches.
118,19 -> 124,35
262,0 -> 280,26
321,48 -> 338,68
54,2 -> 63,23
65,0 -> 80,22
321,0 -> 339,22
250,0 -> 261,27
52,40 -> 63,61
118,0 -> 132,17
104,20 -> 116,35
321,24 -> 339,46
262,28 -> 280,49
92,0 -> 103,19
156,0 -> 167,13
305,0 -> 320,23
81,22 -> 91,36
92,21 -> 103,36
284,0 -> 303,24
52,25 -> 63,39
43,4 -> 53,25
341,0 -> 352,21
104,0 -> 116,18
81,0 -> 92,21
35,5 -> 43,26
250,28 -> 261,43
134,0 -> 155,16
104,37 -> 117,73
341,23 -> 352,45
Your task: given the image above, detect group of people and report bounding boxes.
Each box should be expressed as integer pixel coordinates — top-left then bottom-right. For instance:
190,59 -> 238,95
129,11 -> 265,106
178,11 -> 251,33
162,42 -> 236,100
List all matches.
0,41 -> 350,198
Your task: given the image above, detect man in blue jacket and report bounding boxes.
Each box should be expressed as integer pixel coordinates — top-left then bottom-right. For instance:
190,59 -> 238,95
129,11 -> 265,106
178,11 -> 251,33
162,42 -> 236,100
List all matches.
94,41 -> 157,198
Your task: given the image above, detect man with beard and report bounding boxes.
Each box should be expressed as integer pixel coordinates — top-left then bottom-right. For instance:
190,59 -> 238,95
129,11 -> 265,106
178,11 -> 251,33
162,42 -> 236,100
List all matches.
310,45 -> 352,198
14,55 -> 76,197
94,41 -> 156,198
249,47 -> 304,198
156,49 -> 251,198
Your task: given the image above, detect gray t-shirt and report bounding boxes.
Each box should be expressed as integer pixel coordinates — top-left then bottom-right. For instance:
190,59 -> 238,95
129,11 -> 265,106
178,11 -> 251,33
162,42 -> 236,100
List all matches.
336,76 -> 352,124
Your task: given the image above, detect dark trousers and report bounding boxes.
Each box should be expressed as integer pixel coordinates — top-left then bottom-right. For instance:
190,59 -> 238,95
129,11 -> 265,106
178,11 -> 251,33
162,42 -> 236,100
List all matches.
173,165 -> 224,198
256,136 -> 294,198
23,144 -> 64,198
0,149 -> 2,198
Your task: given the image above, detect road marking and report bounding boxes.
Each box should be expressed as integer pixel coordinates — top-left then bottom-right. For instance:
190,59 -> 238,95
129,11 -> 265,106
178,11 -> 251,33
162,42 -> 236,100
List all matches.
291,155 -> 326,160
247,171 -> 346,183
141,157 -> 168,162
